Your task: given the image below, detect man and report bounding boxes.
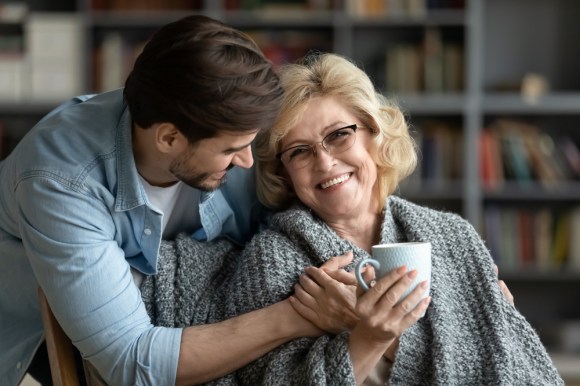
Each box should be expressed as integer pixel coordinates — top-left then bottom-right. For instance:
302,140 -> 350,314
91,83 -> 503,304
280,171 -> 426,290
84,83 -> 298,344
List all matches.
0,15 -> 324,386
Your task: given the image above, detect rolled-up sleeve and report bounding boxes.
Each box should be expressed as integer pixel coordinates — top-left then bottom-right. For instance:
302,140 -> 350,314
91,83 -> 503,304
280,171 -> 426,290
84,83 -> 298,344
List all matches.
17,176 -> 181,385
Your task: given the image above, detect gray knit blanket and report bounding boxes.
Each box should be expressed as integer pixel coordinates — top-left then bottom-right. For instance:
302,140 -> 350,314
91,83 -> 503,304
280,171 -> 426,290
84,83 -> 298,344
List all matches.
140,196 -> 563,385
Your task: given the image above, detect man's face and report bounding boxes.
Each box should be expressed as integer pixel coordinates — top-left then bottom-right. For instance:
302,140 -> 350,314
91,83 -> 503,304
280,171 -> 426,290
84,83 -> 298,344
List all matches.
170,130 -> 258,192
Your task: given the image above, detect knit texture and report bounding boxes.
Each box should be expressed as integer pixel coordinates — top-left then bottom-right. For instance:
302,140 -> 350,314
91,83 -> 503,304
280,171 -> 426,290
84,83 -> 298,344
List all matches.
140,196 -> 563,385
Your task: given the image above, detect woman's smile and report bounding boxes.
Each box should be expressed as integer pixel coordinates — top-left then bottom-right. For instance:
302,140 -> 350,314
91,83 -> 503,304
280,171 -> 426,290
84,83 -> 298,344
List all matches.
319,173 -> 352,190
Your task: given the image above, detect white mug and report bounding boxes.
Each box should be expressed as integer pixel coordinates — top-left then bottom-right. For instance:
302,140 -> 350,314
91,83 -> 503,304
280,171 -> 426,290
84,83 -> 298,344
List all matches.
355,242 -> 432,303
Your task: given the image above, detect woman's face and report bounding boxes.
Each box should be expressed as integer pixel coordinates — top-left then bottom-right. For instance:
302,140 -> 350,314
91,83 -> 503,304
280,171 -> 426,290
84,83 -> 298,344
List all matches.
279,95 -> 379,221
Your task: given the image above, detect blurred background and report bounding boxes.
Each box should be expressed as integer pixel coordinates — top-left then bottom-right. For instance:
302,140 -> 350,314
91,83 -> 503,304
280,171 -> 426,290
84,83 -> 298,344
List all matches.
2,0 -> 578,384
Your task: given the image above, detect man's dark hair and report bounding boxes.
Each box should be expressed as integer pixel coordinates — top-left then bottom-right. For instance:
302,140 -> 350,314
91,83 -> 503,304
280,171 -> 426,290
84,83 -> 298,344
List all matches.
124,15 -> 284,142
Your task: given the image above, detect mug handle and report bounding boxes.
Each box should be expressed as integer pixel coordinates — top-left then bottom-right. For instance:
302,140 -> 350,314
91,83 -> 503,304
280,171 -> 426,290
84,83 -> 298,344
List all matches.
355,258 -> 380,291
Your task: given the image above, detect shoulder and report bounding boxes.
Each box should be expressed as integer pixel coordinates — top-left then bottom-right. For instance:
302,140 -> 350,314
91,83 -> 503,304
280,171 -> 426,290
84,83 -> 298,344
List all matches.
269,203 -> 318,230
244,205 -> 319,260
387,195 -> 483,256
389,195 -> 472,229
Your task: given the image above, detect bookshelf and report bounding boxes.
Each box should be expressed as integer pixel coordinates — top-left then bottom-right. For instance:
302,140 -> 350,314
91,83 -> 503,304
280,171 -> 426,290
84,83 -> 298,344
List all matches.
2,0 -> 579,380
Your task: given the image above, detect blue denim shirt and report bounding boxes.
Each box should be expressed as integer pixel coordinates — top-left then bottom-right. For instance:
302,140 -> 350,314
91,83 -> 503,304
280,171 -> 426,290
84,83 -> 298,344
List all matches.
0,89 -> 266,386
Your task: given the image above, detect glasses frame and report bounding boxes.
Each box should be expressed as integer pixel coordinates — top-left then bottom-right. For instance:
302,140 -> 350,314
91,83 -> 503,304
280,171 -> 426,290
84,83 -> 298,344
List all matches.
276,124 -> 359,169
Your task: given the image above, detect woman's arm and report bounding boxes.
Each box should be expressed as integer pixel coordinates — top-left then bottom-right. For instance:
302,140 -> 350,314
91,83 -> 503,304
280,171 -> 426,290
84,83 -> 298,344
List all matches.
298,265 -> 430,385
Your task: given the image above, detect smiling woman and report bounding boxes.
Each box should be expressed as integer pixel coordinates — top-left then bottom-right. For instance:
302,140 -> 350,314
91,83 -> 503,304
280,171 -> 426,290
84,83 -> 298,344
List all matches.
245,52 -> 562,385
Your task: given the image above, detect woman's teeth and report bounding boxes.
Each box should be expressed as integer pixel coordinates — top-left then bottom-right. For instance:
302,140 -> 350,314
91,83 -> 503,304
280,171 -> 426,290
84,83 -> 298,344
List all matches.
321,174 -> 350,189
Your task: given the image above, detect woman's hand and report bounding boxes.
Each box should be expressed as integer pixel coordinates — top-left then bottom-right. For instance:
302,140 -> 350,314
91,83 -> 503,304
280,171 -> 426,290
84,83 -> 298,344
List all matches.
289,252 -> 360,333
351,266 -> 430,345
348,266 -> 430,384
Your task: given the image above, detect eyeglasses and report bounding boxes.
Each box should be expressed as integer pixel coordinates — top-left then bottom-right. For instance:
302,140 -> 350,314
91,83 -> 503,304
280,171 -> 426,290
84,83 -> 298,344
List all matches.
276,124 -> 359,169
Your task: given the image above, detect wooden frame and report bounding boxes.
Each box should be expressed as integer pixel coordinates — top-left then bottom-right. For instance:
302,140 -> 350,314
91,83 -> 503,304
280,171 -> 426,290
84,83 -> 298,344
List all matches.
37,287 -> 81,386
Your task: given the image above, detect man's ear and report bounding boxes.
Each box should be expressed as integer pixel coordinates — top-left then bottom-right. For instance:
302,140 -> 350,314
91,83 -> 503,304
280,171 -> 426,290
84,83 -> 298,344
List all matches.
155,123 -> 187,154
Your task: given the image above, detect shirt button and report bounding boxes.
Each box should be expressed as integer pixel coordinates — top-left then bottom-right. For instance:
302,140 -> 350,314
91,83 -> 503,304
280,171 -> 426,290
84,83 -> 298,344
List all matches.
143,228 -> 152,235
16,361 -> 21,370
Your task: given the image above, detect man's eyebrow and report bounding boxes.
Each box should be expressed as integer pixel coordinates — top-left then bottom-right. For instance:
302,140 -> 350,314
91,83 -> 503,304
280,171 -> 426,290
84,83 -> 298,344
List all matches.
223,141 -> 253,154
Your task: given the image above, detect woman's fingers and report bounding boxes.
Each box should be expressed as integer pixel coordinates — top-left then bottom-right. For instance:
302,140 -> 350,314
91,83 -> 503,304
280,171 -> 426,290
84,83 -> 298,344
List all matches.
399,296 -> 431,328
391,280 -> 429,319
375,269 -> 417,309
357,266 -> 407,313
350,267 -> 431,347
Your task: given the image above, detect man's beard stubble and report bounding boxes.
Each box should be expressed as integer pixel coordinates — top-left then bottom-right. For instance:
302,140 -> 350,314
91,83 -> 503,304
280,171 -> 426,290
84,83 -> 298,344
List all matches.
169,150 -> 232,192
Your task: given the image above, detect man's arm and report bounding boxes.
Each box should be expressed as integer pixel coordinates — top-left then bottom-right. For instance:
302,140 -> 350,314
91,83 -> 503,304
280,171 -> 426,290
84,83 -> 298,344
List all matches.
176,299 -> 319,386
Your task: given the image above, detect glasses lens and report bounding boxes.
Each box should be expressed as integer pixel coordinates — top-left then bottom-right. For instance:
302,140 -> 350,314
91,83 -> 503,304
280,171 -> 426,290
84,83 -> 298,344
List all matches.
323,126 -> 356,155
281,146 -> 312,169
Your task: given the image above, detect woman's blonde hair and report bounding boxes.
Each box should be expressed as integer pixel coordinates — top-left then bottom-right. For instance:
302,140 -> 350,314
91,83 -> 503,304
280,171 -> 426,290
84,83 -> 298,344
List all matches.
255,53 -> 417,210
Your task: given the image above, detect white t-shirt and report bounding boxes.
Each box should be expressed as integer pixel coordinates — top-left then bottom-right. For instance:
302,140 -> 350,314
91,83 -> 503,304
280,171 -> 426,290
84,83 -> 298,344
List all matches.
132,175 -> 202,286
138,175 -> 202,239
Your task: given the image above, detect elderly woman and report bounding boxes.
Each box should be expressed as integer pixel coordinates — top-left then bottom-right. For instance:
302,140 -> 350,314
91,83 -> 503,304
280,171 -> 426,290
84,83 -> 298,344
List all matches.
142,53 -> 562,385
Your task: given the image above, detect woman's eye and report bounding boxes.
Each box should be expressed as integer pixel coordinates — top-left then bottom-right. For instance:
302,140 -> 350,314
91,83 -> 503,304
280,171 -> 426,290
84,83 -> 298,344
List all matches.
289,147 -> 310,160
327,129 -> 351,142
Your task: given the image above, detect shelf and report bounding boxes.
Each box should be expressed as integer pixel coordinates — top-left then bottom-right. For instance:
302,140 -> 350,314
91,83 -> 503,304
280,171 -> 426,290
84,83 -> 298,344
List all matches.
87,10 -> 204,27
0,102 -> 60,115
483,93 -> 580,114
499,270 -> 580,282
483,182 -> 580,201
391,93 -> 466,114
349,9 -> 467,26
222,9 -> 335,27
398,180 -> 464,200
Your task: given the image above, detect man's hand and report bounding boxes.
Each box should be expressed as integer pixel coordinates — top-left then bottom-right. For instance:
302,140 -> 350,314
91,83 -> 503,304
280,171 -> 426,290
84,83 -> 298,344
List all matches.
494,264 -> 514,305
289,252 -> 360,333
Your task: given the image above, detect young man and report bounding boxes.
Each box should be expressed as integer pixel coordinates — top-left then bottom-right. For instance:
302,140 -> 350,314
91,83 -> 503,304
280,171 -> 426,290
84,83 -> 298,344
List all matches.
0,15 -> 325,386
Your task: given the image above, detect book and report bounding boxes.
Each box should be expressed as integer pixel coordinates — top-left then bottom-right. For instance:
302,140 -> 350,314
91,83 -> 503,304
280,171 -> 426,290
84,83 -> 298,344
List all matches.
551,212 -> 571,268
423,27 -> 444,92
416,120 -> 462,183
504,132 -> 532,183
534,208 -> 554,271
479,129 -> 504,189
442,43 -> 464,92
499,208 -> 519,270
484,205 -> 502,265
518,210 -> 534,267
488,119 -> 574,186
569,207 -> 580,271
557,135 -> 580,178
386,44 -> 422,93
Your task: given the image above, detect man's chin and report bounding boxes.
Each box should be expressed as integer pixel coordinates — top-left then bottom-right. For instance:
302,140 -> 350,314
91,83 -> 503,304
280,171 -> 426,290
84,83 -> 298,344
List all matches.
187,176 -> 226,192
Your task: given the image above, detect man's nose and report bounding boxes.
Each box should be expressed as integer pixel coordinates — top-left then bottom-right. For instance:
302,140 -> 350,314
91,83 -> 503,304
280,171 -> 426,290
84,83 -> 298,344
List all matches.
233,146 -> 254,169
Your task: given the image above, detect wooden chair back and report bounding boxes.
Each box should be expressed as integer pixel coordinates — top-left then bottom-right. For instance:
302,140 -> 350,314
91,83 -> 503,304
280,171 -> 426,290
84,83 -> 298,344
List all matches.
38,287 -> 108,386
38,287 -> 82,386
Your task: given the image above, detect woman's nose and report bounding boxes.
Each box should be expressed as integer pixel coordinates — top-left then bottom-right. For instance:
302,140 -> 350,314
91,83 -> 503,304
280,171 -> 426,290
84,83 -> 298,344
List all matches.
312,145 -> 334,171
